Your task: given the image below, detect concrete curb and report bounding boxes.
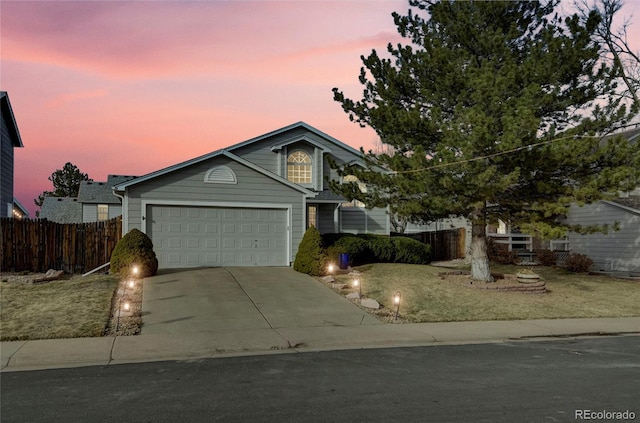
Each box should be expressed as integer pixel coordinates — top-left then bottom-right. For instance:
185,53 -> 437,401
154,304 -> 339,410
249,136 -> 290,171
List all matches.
2,317 -> 638,372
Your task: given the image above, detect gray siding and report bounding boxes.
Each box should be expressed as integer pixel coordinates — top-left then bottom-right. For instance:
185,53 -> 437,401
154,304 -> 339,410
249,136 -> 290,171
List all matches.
340,207 -> 389,235
231,126 -> 365,191
83,203 -> 123,222
124,156 -> 305,261
566,202 -> 640,272
316,203 -> 337,234
1,116 -> 14,218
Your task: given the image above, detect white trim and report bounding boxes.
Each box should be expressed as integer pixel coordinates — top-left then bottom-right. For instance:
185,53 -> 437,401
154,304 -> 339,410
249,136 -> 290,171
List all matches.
270,134 -> 332,153
141,199 -> 294,264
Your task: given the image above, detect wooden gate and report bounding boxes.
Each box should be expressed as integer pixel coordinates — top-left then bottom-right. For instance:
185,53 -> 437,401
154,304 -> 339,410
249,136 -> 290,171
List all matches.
392,228 -> 466,261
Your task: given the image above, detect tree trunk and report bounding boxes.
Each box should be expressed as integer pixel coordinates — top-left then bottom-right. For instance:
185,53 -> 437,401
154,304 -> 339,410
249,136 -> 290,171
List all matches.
470,207 -> 494,283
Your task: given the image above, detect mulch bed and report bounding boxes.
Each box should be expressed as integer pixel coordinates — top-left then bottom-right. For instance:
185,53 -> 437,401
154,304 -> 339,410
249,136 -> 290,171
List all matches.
104,277 -> 143,336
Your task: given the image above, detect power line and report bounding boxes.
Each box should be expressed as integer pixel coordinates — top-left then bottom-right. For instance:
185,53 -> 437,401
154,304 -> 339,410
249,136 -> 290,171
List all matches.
389,134 -> 604,175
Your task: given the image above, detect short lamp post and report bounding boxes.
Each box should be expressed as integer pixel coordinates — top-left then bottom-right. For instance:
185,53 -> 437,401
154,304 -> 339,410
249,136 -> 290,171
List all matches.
353,278 -> 362,297
327,263 -> 335,275
393,291 -> 401,321
131,265 -> 140,278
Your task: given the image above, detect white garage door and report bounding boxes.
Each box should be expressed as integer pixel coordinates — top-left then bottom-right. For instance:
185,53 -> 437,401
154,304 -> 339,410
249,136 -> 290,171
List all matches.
148,205 -> 288,268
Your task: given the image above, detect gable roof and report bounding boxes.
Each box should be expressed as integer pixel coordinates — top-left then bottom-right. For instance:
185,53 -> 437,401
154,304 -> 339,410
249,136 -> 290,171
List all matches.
113,150 -> 313,196
78,175 -> 137,204
39,197 -> 82,223
227,121 -> 363,157
606,197 -> 640,215
0,91 -> 23,148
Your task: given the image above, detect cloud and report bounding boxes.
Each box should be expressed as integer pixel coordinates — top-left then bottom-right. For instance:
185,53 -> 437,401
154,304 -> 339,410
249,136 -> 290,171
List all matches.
44,89 -> 110,108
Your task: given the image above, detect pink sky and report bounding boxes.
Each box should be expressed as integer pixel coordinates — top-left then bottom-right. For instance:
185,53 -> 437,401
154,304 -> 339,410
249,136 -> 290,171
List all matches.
2,0 -> 639,217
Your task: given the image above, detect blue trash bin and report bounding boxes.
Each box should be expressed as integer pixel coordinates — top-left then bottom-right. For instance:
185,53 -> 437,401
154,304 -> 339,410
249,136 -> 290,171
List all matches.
338,253 -> 350,270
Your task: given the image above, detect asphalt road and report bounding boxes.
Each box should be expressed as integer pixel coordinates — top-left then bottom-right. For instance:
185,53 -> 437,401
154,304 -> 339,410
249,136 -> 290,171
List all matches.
2,336 -> 639,423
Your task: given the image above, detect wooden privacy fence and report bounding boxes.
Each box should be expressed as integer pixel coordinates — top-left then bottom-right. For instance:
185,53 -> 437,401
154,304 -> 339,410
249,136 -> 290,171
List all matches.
0,217 -> 122,274
392,228 -> 466,261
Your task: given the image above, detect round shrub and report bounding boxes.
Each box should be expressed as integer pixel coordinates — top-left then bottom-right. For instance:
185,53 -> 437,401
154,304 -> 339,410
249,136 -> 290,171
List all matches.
110,228 -> 158,278
565,252 -> 593,273
392,237 -> 431,264
294,226 -> 327,276
368,236 -> 395,263
335,236 -> 373,265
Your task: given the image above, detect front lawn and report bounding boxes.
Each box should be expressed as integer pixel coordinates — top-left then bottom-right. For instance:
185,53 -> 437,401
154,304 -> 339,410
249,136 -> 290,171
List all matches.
0,274 -> 119,341
334,263 -> 640,322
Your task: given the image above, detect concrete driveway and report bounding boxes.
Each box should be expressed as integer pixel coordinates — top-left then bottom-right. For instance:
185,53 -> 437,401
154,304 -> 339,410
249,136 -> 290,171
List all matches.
141,267 -> 381,335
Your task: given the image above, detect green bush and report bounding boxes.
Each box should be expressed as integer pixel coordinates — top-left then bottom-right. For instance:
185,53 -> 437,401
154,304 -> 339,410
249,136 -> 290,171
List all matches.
392,237 -> 431,264
321,233 -> 431,265
369,236 -> 395,262
565,253 -> 593,273
294,226 -> 327,276
335,236 -> 373,265
110,229 -> 158,278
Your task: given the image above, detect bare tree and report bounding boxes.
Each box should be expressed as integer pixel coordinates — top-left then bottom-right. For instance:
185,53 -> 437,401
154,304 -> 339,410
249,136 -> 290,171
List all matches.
579,0 -> 640,112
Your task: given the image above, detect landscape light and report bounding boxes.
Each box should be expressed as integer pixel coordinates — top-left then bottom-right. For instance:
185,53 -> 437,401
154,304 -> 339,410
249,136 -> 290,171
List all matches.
328,263 -> 335,274
128,280 -> 135,289
131,265 -> 140,276
123,302 -> 131,312
353,278 -> 361,296
393,291 -> 401,321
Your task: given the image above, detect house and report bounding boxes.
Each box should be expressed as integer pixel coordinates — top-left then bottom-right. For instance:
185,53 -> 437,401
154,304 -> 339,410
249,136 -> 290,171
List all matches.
113,122 -> 390,269
0,91 -> 25,218
39,175 -> 136,223
560,127 -> 640,275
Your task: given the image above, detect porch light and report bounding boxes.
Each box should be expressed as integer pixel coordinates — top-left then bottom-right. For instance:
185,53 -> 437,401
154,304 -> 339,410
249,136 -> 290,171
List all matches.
393,291 -> 401,321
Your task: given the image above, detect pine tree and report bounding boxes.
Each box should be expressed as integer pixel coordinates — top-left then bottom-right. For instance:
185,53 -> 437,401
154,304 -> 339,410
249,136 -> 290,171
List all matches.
331,0 -> 639,282
34,162 -> 92,216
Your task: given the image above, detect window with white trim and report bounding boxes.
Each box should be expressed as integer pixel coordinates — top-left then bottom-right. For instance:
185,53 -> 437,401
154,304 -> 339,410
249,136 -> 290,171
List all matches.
287,151 -> 312,184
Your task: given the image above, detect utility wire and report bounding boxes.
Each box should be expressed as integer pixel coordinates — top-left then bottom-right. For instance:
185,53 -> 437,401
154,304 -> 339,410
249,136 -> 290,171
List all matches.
388,134 -> 606,175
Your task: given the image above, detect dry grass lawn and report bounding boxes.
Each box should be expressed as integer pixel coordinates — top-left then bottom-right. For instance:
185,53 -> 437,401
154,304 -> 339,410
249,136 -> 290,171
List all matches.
335,263 -> 640,322
0,274 -> 119,341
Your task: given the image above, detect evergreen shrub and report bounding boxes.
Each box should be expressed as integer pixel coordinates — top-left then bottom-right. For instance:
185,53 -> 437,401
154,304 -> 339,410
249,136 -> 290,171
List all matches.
110,229 -> 158,278
293,226 -> 327,276
392,237 -> 431,264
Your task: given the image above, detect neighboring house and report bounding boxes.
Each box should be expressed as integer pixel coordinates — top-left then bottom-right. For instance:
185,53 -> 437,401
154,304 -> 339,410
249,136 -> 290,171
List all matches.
113,122 -> 390,269
561,127 -> 640,275
39,175 -> 136,223
1,91 -> 24,218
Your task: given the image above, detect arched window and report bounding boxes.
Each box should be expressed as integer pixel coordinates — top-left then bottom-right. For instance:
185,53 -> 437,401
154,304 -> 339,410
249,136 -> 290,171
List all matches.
287,151 -> 312,184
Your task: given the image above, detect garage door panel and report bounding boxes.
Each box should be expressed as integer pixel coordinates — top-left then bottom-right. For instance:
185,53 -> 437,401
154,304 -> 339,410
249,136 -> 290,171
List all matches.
149,205 -> 288,269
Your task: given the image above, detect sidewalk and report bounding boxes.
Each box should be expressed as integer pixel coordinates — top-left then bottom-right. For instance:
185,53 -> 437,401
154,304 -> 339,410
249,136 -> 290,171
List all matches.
2,317 -> 638,372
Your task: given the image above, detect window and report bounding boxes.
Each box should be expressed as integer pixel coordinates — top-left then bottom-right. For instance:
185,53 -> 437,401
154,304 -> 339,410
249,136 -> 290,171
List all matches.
341,175 -> 366,208
287,151 -> 312,184
97,204 -> 108,221
307,205 -> 317,229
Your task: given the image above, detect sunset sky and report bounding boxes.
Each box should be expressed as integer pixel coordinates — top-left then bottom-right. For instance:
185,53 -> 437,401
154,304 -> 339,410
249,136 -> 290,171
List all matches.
2,0 -> 639,217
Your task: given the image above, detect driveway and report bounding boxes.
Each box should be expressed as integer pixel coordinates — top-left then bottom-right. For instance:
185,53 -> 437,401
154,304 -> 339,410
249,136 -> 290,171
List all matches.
140,267 -> 381,335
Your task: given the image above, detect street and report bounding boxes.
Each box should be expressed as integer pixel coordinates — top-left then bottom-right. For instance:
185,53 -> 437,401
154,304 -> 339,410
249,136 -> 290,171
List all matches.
1,336 -> 638,422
